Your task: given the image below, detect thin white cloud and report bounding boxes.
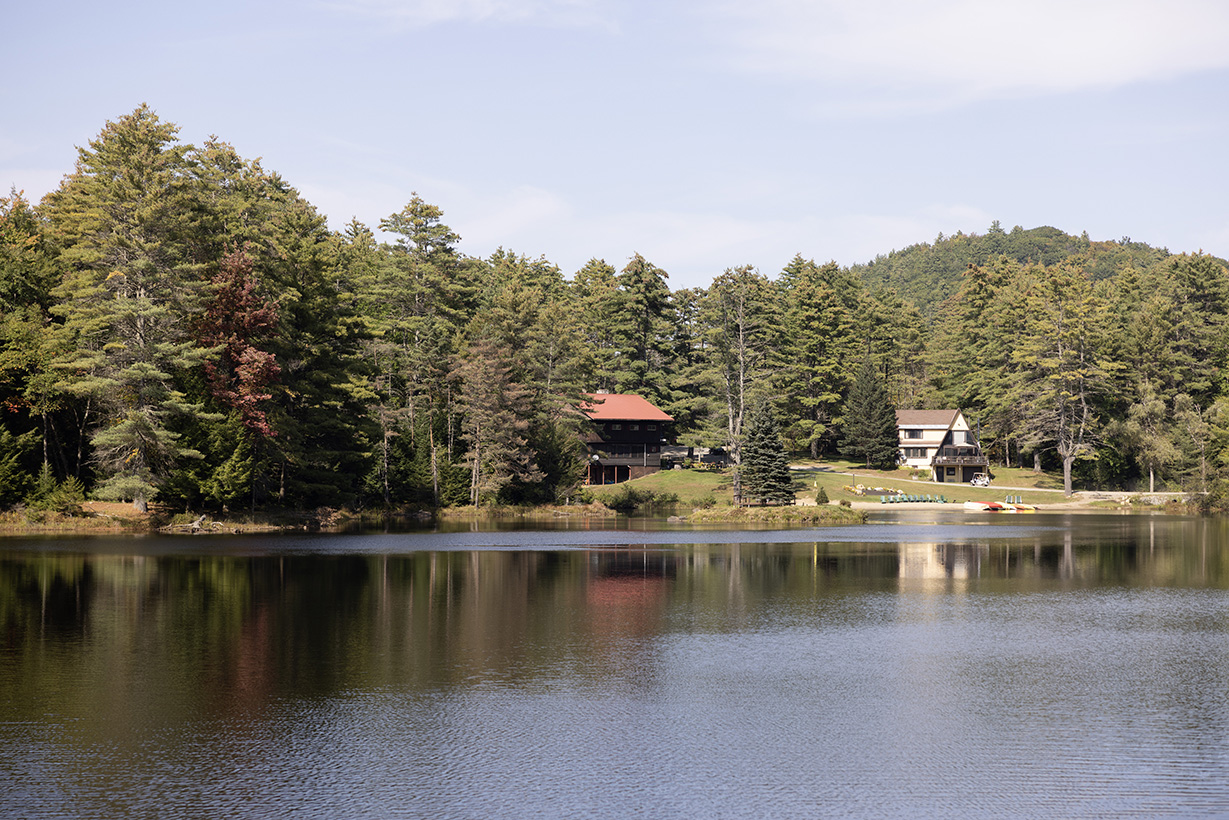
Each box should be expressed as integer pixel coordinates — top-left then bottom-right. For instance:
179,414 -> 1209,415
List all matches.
325,0 -> 614,29
710,0 -> 1229,108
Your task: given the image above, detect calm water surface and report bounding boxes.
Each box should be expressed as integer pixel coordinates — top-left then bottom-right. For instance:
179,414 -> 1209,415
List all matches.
2,511 -> 1227,819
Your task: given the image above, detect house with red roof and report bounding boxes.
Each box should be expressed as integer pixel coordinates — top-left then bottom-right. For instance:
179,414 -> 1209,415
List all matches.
579,392 -> 674,485
897,409 -> 989,483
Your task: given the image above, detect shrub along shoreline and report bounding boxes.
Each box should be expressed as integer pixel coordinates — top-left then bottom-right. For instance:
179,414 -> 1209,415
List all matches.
0,495 -> 868,536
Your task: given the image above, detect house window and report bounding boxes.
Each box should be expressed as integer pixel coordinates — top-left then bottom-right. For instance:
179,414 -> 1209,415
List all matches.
905,429 -> 922,439
647,424 -> 657,431
630,424 -> 640,431
611,424 -> 622,431
946,467 -> 956,476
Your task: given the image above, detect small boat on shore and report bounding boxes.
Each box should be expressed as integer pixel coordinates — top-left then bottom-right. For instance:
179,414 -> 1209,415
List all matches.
963,500 -> 1036,513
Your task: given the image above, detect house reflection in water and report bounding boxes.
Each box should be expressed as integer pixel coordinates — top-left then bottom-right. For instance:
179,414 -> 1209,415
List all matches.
898,542 -> 987,579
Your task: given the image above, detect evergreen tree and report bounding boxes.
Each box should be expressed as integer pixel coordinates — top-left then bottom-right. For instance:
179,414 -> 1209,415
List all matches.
196,247 -> 280,439
856,287 -> 929,407
1116,382 -> 1178,493
740,402 -> 795,505
470,250 -> 588,504
42,105 -> 214,511
1174,393 -> 1217,494
572,258 -> 625,393
454,336 -> 541,506
840,358 -> 899,469
367,195 -> 476,507
1010,262 -> 1118,495
0,426 -> 36,507
182,144 -> 373,509
706,265 -> 779,503
665,284 -> 723,442
930,258 -> 1021,465
775,258 -> 856,457
615,253 -> 674,404
0,191 -> 59,472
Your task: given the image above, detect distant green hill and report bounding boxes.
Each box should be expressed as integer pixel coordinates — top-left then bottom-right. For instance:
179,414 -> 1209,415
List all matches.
846,223 -> 1185,316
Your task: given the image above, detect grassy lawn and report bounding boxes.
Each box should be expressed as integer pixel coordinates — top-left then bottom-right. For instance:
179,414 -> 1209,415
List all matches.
583,467 -> 734,506
792,460 -> 1073,506
582,459 -> 1076,510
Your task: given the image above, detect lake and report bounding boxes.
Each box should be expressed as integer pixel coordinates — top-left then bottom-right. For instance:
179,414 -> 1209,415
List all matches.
2,510 -> 1227,819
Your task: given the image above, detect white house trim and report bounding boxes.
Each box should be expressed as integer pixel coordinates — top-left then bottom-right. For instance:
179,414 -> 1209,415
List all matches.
897,409 -> 988,483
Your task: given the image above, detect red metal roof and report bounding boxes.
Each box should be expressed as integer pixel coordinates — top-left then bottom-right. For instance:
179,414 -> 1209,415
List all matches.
580,393 -> 673,422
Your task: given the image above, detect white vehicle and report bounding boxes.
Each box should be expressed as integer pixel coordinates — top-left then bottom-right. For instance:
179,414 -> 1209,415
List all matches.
970,473 -> 991,487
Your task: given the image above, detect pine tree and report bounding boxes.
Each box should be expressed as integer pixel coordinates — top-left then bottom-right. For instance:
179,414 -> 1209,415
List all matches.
196,247 -> 280,439
840,358 -> 899,470
455,336 -> 542,506
1010,262 -> 1118,495
1117,382 -> 1178,493
706,265 -> 779,504
615,253 -> 674,405
775,259 -> 856,457
0,426 -> 36,507
364,196 -> 476,507
572,258 -> 625,393
255,181 -> 372,508
740,402 -> 795,505
929,258 -> 1020,465
43,105 -> 214,511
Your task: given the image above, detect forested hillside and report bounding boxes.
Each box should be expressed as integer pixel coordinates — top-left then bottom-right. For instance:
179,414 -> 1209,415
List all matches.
848,224 -> 1193,316
3,107 -> 1229,512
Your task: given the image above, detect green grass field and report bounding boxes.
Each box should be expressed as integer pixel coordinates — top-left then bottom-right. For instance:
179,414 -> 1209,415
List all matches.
585,459 -> 1077,510
583,467 -> 734,506
791,460 -> 1073,506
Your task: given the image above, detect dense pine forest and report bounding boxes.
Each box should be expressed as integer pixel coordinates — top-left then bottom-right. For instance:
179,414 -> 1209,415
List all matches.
4,106 -> 1229,514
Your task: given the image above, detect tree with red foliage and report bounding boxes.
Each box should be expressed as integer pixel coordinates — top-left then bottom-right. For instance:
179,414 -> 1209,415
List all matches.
197,247 -> 280,439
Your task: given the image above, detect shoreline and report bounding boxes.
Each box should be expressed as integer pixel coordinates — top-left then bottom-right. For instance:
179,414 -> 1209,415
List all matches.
0,491 -> 1190,537
846,493 -> 1187,513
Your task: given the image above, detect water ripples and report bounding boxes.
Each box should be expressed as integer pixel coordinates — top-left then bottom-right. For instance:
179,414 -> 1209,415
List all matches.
3,520 -> 1227,819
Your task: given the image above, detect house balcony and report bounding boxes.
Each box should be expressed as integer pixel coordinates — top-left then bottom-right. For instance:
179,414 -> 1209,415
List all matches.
933,454 -> 988,467
589,447 -> 660,468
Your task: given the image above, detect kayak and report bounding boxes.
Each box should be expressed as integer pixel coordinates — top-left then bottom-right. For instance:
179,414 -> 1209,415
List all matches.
963,501 -> 1036,513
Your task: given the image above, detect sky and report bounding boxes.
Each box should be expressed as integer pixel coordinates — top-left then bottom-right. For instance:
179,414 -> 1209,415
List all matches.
4,0 -> 1229,289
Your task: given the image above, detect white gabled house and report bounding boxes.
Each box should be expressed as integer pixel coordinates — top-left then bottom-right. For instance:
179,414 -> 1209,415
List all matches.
896,409 -> 989,484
